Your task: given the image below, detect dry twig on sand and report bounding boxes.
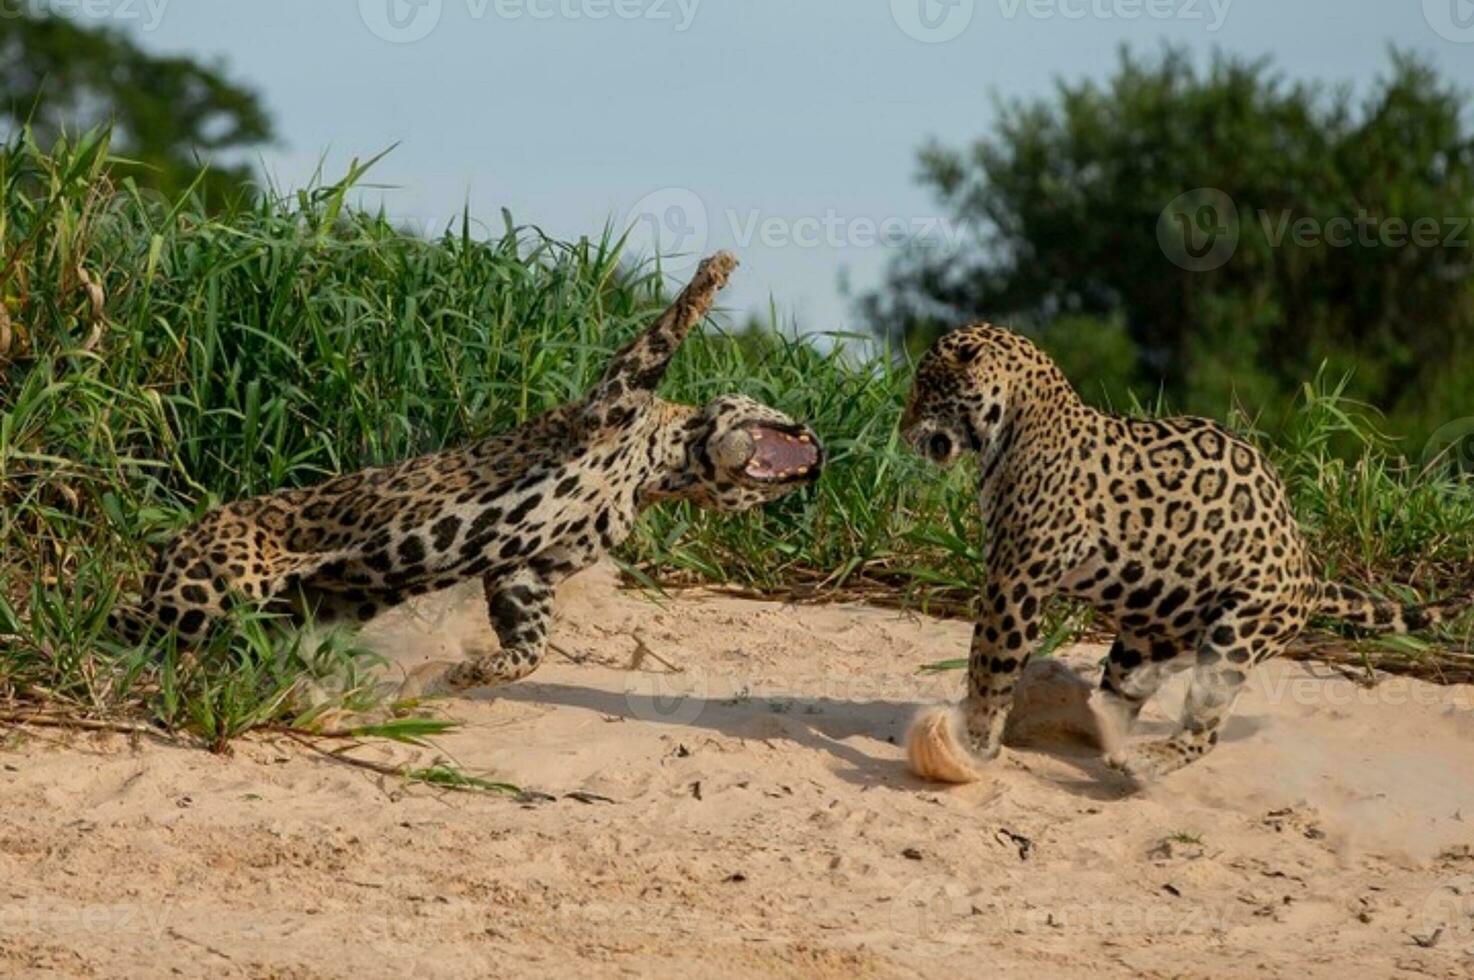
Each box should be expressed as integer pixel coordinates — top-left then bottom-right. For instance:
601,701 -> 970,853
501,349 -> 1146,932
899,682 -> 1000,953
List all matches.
628,632 -> 683,673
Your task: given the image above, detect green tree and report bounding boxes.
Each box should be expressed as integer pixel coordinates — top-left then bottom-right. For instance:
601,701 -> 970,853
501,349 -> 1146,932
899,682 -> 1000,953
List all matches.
862,47 -> 1474,445
0,12 -> 272,202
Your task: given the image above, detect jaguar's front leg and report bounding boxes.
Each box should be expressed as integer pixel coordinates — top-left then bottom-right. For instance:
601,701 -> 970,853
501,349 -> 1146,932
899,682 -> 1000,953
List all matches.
398,565 -> 556,698
448,566 -> 556,689
907,579 -> 1045,783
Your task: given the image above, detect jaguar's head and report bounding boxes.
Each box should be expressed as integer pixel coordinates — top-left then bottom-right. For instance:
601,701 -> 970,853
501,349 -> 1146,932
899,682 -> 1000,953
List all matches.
900,323 -> 1046,468
651,395 -> 824,511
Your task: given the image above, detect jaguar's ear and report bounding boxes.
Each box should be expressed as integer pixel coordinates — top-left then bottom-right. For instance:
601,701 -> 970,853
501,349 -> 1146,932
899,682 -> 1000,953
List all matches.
587,253 -> 738,413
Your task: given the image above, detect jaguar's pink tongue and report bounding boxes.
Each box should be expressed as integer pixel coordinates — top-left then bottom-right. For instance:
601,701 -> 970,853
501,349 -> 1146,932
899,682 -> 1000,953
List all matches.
745,426 -> 819,480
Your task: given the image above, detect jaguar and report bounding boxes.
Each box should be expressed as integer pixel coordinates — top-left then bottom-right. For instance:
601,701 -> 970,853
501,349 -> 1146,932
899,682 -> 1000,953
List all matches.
109,252 -> 823,695
899,323 -> 1467,783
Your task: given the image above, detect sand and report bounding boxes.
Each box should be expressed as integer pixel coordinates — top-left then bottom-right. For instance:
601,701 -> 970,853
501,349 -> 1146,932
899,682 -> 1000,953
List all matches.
3,563 -> 1474,979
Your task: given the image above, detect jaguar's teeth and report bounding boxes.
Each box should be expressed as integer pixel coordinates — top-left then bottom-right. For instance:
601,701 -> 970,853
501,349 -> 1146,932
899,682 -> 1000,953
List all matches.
796,466 -> 809,476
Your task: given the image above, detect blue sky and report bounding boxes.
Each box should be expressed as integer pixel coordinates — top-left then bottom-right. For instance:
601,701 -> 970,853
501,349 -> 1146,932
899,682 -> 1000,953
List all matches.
109,0 -> 1474,333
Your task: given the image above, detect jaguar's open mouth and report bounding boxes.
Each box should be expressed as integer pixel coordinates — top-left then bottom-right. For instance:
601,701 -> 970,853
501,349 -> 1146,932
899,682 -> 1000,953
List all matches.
743,424 -> 822,484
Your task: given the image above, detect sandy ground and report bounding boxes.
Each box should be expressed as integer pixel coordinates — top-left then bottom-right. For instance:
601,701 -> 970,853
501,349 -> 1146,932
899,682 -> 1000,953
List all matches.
4,564 -> 1474,979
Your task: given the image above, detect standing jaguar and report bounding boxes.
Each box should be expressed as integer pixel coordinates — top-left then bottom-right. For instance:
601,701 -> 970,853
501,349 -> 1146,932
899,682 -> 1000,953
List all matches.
109,252 -> 823,693
900,323 -> 1468,783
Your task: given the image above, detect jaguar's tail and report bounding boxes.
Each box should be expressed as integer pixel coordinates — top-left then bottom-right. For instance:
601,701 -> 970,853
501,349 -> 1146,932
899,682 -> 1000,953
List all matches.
1315,581 -> 1471,633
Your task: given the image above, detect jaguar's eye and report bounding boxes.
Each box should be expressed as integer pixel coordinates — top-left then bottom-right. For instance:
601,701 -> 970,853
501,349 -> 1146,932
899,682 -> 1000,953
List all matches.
927,431 -> 954,462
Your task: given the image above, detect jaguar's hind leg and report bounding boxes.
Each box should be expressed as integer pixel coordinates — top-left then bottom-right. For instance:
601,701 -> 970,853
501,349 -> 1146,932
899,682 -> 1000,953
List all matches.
109,564 -> 231,646
109,514 -> 337,646
1108,610 -> 1287,781
1095,629 -> 1193,745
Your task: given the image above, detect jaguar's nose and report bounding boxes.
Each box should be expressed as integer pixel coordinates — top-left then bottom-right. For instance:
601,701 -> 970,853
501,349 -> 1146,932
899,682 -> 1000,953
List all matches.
905,420 -> 962,467
925,431 -> 954,464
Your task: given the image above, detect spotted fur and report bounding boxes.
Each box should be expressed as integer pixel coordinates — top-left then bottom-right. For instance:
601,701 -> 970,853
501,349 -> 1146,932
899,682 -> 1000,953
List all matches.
902,323 -> 1468,781
109,253 -> 823,692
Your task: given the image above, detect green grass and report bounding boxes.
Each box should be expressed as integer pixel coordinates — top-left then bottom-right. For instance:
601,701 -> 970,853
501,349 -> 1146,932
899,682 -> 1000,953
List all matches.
402,764 -> 522,797
4,129 -> 1474,743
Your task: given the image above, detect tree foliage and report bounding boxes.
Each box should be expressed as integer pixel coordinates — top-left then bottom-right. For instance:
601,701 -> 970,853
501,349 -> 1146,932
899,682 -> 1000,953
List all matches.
0,12 -> 272,203
862,47 -> 1474,444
